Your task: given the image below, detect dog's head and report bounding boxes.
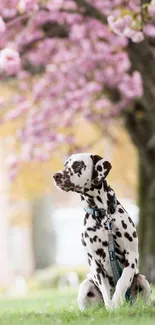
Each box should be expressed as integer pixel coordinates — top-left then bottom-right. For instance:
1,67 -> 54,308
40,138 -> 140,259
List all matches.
53,153 -> 112,193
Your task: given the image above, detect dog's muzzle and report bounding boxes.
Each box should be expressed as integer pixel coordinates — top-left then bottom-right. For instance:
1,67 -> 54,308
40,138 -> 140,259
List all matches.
53,172 -> 63,185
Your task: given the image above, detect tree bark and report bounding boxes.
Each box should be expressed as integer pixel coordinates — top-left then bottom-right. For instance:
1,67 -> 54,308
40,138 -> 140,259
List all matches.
125,110 -> 155,282
125,39 -> 155,283
138,158 -> 155,282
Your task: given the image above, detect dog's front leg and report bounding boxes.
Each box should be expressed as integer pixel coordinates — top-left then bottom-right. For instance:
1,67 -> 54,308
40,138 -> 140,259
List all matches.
99,278 -> 113,310
91,260 -> 112,310
112,254 -> 137,308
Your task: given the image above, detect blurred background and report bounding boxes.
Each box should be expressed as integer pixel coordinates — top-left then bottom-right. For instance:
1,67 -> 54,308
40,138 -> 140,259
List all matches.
0,0 -> 155,299
0,108 -> 139,295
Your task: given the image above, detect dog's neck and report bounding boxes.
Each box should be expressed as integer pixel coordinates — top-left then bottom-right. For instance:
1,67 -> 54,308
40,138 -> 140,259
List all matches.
80,179 -> 116,211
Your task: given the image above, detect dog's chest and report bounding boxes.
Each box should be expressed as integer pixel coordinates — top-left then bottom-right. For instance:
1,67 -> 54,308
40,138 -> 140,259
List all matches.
83,216 -> 108,247
82,216 -> 109,255
82,213 -> 129,273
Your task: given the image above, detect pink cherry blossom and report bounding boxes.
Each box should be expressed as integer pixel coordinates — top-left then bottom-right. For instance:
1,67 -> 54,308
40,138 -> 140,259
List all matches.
0,48 -> 20,75
18,0 -> 39,13
0,17 -> 5,33
108,14 -> 144,43
132,31 -> 144,43
0,0 -> 152,175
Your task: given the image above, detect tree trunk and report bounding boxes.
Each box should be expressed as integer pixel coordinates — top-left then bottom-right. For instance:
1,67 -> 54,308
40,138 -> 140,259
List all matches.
125,107 -> 155,283
124,39 -> 155,283
138,158 -> 155,282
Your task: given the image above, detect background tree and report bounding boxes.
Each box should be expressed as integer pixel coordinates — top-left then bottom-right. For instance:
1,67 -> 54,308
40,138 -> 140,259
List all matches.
0,0 -> 155,281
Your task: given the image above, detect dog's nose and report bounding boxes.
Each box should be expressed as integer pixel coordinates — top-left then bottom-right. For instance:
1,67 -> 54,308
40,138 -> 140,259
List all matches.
53,172 -> 62,181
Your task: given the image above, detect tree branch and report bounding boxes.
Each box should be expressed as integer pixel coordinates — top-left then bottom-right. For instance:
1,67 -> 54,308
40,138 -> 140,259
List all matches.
141,0 -> 151,5
73,0 -> 107,23
127,39 -> 155,120
19,21 -> 69,56
124,103 -> 155,174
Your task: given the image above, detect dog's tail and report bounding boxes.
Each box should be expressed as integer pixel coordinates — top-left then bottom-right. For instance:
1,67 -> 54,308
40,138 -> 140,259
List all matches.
130,273 -> 152,304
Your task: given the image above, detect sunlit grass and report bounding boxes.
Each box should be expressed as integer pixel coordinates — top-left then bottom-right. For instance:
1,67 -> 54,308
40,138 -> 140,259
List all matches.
0,288 -> 154,325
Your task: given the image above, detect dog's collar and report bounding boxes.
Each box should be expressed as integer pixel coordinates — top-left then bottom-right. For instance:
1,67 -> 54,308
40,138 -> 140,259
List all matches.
84,194 -> 117,218
84,207 -> 106,217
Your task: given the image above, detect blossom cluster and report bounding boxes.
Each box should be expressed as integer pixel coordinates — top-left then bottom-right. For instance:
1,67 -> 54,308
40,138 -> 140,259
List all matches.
0,0 -> 154,178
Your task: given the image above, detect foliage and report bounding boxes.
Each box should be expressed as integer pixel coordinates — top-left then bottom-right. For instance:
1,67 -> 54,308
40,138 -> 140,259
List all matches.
33,265 -> 88,289
0,1 -> 154,178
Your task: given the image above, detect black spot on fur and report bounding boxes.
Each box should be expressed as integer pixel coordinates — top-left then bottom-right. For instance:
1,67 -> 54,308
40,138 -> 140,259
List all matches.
135,258 -> 138,264
121,220 -> 127,229
103,181 -> 111,192
107,275 -> 115,288
116,231 -> 122,238
124,232 -> 133,242
115,247 -> 123,256
87,291 -> 95,298
131,263 -> 135,269
93,235 -> 98,242
96,266 -> 105,279
102,241 -> 108,247
128,217 -> 135,227
97,196 -> 103,204
87,198 -> 95,206
116,255 -> 126,265
133,231 -> 137,238
91,155 -> 102,165
72,161 -> 86,174
97,273 -> 101,285
87,227 -> 96,232
85,231 -> 89,238
81,233 -> 86,246
94,183 -> 103,190
103,161 -> 111,178
118,208 -> 124,214
95,260 -> 101,268
97,165 -> 102,171
96,248 -> 106,259
125,260 -> 130,267
107,193 -> 113,201
88,253 -> 92,260
114,240 -> 120,248
84,213 -> 89,226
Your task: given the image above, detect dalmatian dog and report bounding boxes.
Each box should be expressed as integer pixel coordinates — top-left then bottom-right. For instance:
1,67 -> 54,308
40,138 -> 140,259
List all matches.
53,153 -> 151,310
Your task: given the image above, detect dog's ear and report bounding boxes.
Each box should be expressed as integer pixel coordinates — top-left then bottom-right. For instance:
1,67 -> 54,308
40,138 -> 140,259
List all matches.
91,155 -> 112,185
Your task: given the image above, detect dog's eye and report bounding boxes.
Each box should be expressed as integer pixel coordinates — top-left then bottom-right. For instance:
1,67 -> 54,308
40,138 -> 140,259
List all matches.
72,161 -> 83,172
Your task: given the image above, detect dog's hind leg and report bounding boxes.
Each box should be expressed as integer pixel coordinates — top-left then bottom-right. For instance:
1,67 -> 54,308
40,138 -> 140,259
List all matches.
77,279 -> 103,311
130,273 -> 152,304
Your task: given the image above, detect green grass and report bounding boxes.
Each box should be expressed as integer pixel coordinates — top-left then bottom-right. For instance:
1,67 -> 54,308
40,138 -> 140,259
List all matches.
0,288 -> 155,325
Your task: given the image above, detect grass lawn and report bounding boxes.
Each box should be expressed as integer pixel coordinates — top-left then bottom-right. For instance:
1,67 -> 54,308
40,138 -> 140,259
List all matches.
0,288 -> 155,325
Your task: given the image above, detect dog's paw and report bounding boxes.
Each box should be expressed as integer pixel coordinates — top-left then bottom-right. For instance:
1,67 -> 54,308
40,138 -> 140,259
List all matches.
111,295 -> 123,309
104,300 -> 114,311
